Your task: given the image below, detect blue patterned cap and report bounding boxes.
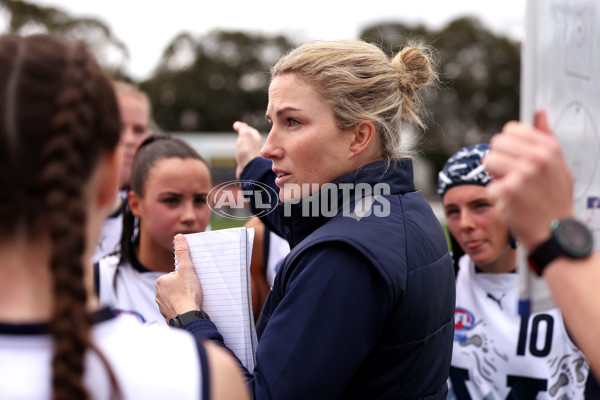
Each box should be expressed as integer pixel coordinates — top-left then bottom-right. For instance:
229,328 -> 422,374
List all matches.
437,144 -> 492,199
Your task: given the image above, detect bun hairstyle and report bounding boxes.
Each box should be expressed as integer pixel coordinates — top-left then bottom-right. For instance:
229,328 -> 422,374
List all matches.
270,39 -> 437,159
0,34 -> 120,399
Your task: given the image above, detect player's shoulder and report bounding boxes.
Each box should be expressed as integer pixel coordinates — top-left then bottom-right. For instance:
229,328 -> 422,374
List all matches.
93,314 -> 199,361
91,314 -> 203,398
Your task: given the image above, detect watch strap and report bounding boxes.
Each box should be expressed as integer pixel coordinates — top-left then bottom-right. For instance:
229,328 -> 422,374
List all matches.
169,310 -> 210,328
527,235 -> 561,276
527,218 -> 594,276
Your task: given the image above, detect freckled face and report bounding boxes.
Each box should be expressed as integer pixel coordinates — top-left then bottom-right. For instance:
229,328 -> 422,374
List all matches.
261,73 -> 355,202
130,158 -> 211,253
444,185 -> 513,271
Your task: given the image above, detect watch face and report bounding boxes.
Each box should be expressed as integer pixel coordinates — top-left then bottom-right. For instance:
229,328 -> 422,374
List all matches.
555,219 -> 594,258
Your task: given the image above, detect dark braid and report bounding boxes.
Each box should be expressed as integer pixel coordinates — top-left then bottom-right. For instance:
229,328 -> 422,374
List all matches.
45,41 -> 97,400
0,34 -> 121,399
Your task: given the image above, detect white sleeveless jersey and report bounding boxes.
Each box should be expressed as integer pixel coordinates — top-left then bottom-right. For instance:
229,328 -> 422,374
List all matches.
0,309 -> 206,399
265,230 -> 290,287
449,255 -> 589,399
97,254 -> 166,326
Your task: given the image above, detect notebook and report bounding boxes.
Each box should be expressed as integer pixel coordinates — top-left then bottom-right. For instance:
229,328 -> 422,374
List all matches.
180,227 -> 257,372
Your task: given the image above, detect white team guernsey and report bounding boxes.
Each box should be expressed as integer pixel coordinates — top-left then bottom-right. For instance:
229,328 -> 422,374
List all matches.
450,255 -> 589,399
96,224 -> 211,326
0,308 -> 208,399
96,251 -> 165,326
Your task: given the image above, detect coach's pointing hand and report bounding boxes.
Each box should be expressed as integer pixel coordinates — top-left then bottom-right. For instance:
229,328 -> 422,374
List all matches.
233,121 -> 263,179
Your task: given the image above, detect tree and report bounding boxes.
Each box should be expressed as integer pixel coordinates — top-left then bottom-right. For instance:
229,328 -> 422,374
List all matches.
360,17 -> 521,175
140,29 -> 296,132
0,0 -> 129,74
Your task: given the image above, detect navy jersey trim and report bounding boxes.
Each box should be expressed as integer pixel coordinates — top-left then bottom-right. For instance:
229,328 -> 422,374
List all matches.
0,307 -> 117,335
127,241 -> 153,273
94,261 -> 100,296
197,340 -> 211,400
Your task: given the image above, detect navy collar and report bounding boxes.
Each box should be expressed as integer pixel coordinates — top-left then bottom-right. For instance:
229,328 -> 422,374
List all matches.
0,307 -> 117,335
129,242 -> 153,273
277,159 -> 415,248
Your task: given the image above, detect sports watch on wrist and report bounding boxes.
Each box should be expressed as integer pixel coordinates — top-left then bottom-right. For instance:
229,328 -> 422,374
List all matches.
169,310 -> 210,328
527,218 -> 594,276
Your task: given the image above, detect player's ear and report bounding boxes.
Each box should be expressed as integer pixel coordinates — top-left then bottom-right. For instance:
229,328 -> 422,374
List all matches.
128,190 -> 142,218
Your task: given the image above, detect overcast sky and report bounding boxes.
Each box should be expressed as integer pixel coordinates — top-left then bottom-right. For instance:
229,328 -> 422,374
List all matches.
23,0 -> 526,80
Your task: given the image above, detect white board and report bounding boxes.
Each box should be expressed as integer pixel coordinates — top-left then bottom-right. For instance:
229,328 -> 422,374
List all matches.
520,0 -> 600,312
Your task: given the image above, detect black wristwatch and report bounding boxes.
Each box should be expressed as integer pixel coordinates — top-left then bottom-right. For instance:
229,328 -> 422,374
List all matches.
527,218 -> 594,276
169,310 -> 210,328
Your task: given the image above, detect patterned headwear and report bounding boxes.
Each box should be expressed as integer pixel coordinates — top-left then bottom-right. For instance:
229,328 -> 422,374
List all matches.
437,144 -> 492,199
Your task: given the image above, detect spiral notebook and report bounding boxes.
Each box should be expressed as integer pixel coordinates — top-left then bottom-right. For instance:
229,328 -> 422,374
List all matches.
181,227 -> 257,372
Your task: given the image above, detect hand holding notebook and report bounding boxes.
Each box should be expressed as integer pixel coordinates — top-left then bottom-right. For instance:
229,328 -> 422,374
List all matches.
178,227 -> 258,373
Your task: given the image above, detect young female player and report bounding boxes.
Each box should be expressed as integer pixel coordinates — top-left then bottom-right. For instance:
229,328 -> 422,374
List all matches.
91,81 -> 154,264
0,33 -> 247,399
96,135 -> 212,326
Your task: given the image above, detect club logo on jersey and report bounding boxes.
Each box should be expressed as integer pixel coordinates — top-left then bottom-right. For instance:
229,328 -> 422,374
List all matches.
454,307 -> 475,330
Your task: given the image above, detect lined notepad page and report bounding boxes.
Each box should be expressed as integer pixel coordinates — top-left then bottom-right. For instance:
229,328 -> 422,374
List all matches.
182,227 -> 257,372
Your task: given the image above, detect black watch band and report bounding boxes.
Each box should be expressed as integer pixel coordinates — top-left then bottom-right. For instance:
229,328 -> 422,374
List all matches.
527,235 -> 562,276
169,310 -> 210,328
527,218 -> 594,276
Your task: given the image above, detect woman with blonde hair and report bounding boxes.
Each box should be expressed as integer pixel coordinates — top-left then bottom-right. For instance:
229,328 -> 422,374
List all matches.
91,81 -> 155,263
157,39 -> 455,399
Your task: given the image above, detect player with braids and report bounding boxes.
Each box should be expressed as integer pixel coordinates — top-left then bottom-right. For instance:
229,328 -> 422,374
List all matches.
0,33 -> 248,400
46,33 -> 110,400
157,39 -> 455,399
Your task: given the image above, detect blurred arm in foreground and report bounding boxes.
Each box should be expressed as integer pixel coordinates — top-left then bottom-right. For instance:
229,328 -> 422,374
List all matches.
485,110 -> 600,377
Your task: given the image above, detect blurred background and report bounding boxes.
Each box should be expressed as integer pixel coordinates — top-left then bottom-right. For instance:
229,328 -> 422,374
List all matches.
0,0 -> 526,226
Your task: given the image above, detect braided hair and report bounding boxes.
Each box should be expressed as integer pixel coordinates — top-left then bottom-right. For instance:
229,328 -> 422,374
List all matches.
0,34 -> 120,399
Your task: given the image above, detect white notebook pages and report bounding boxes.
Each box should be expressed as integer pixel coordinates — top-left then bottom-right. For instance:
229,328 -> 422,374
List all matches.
179,227 -> 257,373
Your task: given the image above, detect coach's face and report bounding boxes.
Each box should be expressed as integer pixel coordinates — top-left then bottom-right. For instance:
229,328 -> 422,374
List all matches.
260,73 -> 359,202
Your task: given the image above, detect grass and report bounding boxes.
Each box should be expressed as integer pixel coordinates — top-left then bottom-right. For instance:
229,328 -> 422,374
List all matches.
210,216 -> 250,230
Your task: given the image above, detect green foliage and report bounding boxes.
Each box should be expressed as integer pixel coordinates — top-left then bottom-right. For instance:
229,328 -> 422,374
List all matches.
140,30 -> 297,132
2,2 -> 519,180
140,16 -> 520,184
360,17 -> 521,177
0,0 -> 129,73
